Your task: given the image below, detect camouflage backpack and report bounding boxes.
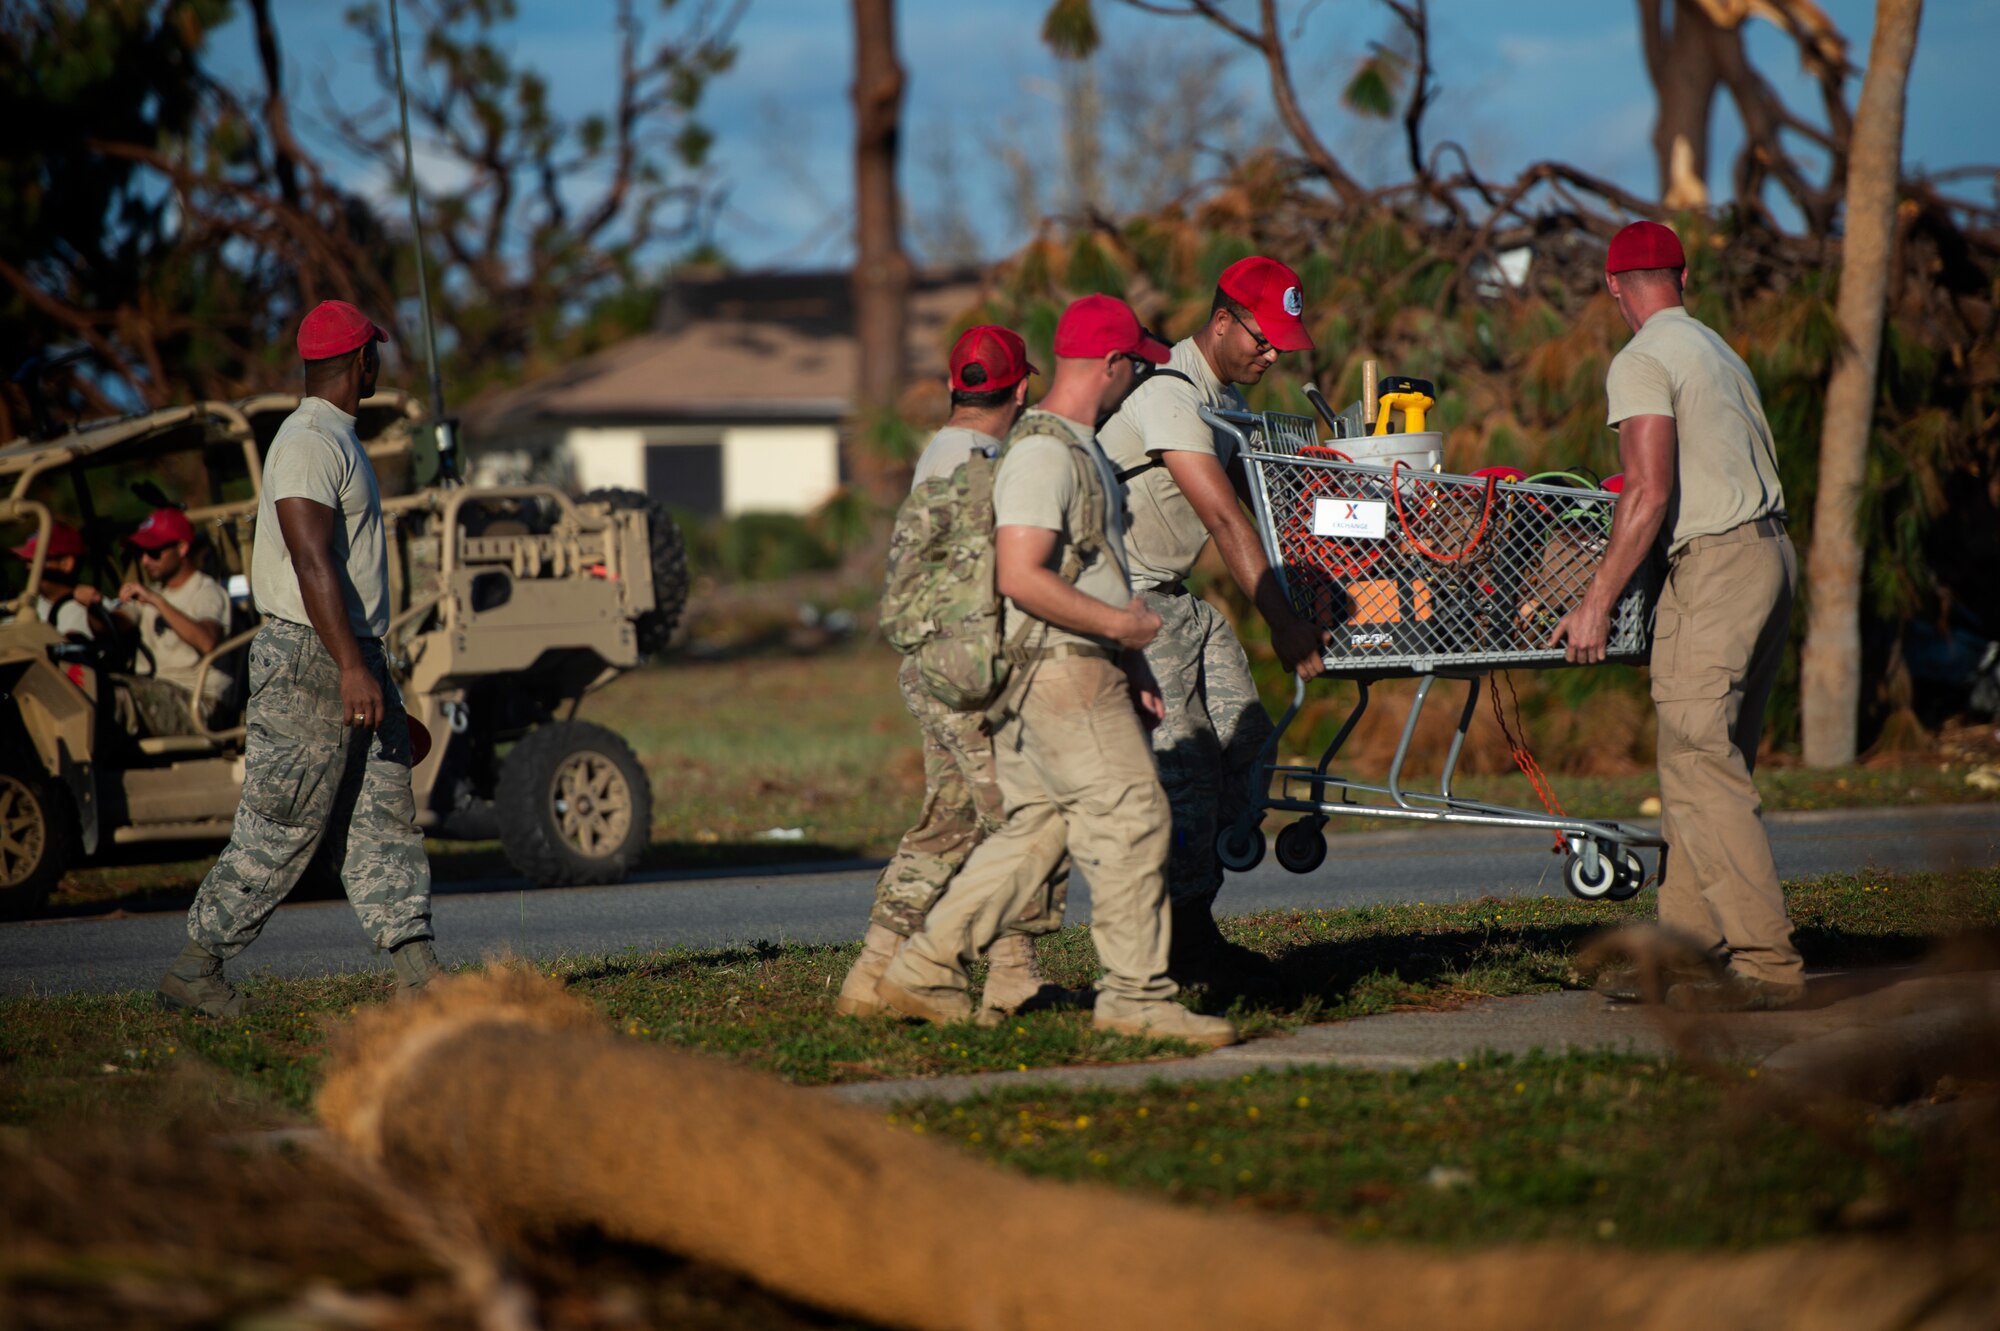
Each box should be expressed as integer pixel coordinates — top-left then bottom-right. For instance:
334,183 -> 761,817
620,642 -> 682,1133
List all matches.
879,410 -> 1111,712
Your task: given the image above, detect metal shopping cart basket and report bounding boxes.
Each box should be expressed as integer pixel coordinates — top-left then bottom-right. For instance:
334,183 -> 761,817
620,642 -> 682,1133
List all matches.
1204,405 -> 1665,901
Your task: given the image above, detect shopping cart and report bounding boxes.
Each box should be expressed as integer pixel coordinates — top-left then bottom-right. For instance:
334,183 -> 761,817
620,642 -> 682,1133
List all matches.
1203,405 -> 1665,901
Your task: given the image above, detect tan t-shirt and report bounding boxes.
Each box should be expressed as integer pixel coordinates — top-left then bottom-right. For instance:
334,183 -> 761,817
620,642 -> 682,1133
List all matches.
991,414 -> 1131,652
1606,305 -> 1786,555
910,425 -> 1001,490
253,396 -> 390,637
1097,337 -> 1247,590
141,569 -> 230,704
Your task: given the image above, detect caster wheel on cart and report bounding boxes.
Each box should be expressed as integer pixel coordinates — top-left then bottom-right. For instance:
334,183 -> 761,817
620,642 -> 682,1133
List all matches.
1563,846 -> 1621,901
1216,822 -> 1266,873
1606,849 -> 1646,902
1274,819 -> 1328,874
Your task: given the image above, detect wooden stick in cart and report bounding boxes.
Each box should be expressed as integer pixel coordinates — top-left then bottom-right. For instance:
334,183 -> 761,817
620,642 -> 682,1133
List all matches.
1363,359 -> 1378,434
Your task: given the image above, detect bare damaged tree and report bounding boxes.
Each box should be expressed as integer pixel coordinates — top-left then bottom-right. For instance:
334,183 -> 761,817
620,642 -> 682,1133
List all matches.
1046,0 -> 1370,207
1800,0 -> 1926,766
1636,0 -> 1852,231
338,0 -> 741,387
850,0 -> 913,507
0,0 -> 399,430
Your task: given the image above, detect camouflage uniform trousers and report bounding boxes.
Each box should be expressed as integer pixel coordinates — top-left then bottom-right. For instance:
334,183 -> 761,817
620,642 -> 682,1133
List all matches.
1140,587 -> 1275,907
113,674 -> 203,737
868,655 -> 1069,938
186,618 -> 432,960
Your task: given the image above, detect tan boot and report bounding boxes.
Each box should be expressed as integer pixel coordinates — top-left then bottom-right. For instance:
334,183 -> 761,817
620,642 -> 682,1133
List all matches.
979,933 -> 1048,1015
1094,995 -> 1240,1049
834,924 -> 904,1017
874,975 -> 973,1026
156,941 -> 249,1018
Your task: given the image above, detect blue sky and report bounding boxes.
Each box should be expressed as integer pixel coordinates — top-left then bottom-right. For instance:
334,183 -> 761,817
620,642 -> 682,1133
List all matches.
211,0 -> 1998,271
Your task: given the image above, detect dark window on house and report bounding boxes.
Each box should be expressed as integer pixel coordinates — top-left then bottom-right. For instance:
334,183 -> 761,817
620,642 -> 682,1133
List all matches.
645,441 -> 723,516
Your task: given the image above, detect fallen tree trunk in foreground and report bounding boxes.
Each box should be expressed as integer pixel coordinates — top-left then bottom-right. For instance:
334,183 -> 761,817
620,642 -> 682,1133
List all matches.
317,970 -> 1997,1331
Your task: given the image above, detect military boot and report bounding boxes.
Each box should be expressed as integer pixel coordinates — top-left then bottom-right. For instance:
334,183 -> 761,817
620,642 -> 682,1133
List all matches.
977,933 -> 1084,1025
156,941 -> 249,1018
833,923 -> 903,1017
390,938 -> 442,997
874,975 -> 974,1026
1166,899 -> 1287,1006
1093,994 -> 1240,1049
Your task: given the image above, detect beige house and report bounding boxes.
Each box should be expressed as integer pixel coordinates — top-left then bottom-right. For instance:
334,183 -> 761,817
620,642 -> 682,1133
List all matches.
472,269 -> 981,516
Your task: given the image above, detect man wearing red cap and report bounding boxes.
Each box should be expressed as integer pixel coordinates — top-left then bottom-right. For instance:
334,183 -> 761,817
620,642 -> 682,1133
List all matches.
8,521 -> 98,641
1096,254 -> 1329,999
837,324 -> 1063,1019
875,294 -> 1240,1049
157,299 -> 438,1017
1552,220 -> 1801,1012
100,507 -> 230,737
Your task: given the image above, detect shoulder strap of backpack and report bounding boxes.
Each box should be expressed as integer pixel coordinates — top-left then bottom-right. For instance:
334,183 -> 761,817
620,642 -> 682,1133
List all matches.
1003,409 -> 1110,583
1109,368 -> 1196,483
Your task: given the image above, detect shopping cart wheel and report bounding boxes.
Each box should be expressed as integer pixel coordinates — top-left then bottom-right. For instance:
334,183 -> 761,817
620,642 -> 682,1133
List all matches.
1606,849 -> 1646,901
1274,818 -> 1328,874
1562,847 -> 1620,901
1216,822 -> 1266,872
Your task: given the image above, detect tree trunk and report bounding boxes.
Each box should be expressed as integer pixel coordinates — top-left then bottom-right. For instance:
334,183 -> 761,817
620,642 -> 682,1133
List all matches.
1799,0 -> 1923,767
849,0 -> 911,508
1640,0 -> 1724,209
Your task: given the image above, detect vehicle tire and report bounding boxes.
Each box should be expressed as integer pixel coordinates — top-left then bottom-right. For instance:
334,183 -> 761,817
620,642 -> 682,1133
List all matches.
1273,818 -> 1328,875
1215,821 -> 1266,873
495,720 -> 652,888
579,488 -> 689,657
0,760 -> 71,922
1562,846 -> 1619,901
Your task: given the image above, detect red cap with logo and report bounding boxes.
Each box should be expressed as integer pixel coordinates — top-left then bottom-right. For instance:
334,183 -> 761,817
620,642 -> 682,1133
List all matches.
1218,256 -> 1314,352
949,325 -> 1038,392
1605,221 -> 1686,274
297,299 -> 390,361
8,519 -> 86,563
1052,295 -> 1171,362
126,507 -> 197,550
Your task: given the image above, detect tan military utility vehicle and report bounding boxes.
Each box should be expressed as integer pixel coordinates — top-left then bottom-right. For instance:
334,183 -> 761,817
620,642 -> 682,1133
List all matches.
0,394 -> 687,919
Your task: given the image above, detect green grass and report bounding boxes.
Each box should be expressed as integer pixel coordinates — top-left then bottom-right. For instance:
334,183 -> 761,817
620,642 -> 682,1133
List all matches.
50,645 -> 2000,914
7,869 -> 1991,1134
887,1051 -> 1996,1248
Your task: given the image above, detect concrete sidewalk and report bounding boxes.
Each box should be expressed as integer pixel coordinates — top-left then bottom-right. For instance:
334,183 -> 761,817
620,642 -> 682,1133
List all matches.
823,968 -> 1984,1108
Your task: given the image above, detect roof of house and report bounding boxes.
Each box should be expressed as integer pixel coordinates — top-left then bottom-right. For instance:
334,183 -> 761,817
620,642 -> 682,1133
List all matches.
475,269 -> 985,436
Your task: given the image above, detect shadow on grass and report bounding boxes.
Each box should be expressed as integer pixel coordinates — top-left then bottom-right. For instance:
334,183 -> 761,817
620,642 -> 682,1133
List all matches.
1243,915 -> 1952,1019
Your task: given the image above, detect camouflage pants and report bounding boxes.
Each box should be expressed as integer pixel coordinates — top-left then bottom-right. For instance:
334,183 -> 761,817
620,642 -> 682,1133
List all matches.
868,655 -> 1068,937
113,675 -> 200,737
1140,587 -> 1275,907
187,619 -> 432,960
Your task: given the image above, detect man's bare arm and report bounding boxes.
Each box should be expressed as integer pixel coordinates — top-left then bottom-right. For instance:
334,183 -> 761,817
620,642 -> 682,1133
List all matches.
995,526 -> 1159,650
119,583 -> 221,656
1161,449 -> 1330,678
275,497 -> 382,729
1548,415 -> 1675,665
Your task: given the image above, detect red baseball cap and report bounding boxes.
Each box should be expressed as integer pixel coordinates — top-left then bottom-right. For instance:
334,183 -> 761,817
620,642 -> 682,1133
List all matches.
1052,295 -> 1170,362
297,299 -> 390,361
1605,221 -> 1686,274
9,519 -> 86,563
1218,256 -> 1314,352
126,507 -> 197,550
949,325 -> 1038,393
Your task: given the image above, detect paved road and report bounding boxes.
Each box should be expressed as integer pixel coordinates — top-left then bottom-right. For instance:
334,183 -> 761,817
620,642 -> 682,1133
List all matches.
5,804 -> 1994,998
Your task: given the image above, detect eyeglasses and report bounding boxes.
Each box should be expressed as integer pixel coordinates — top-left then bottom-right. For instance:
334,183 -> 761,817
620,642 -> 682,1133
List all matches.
1120,353 -> 1155,374
1229,308 -> 1275,358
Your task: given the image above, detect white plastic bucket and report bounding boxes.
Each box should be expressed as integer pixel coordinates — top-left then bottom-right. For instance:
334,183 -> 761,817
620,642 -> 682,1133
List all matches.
1335,430 -> 1443,472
